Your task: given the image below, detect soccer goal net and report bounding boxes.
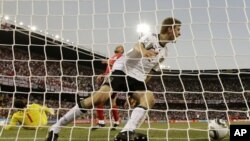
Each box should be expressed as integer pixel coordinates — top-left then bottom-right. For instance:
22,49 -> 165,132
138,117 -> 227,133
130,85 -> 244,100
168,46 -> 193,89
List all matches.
0,0 -> 250,141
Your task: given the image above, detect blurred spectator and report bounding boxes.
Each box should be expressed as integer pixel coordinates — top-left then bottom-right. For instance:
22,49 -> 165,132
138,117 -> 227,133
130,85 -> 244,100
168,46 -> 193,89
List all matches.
1,46 -> 250,122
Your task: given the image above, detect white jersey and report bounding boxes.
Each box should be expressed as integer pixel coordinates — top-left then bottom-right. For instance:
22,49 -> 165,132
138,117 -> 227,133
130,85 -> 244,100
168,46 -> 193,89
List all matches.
112,33 -> 168,81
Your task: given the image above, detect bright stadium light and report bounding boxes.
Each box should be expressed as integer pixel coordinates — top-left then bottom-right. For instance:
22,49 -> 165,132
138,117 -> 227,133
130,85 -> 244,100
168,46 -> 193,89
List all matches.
55,35 -> 60,39
136,23 -> 150,34
4,15 -> 9,20
160,64 -> 165,69
30,26 -> 37,31
0,16 -> 66,47
160,64 -> 171,70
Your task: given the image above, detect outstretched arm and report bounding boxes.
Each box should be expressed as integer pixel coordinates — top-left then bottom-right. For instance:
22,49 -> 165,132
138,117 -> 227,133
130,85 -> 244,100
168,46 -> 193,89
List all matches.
4,114 -> 18,130
42,106 -> 55,115
101,59 -> 108,64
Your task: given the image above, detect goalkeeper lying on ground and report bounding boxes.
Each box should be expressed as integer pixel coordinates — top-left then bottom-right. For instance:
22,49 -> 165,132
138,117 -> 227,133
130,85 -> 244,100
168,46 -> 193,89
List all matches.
4,100 -> 54,130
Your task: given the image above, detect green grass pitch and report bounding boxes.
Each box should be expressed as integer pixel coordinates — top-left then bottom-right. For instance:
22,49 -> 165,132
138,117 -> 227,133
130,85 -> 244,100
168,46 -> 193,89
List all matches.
0,122 -> 229,141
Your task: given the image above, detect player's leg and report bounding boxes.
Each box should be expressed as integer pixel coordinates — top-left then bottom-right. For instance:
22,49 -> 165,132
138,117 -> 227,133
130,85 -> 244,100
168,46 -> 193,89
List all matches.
121,90 -> 155,131
93,93 -> 120,130
96,105 -> 105,126
46,104 -> 83,141
91,70 -> 127,131
123,93 -> 138,109
97,104 -> 106,125
93,75 -> 106,129
111,93 -> 119,130
114,76 -> 154,140
114,90 -> 155,141
46,85 -> 111,141
91,104 -> 106,130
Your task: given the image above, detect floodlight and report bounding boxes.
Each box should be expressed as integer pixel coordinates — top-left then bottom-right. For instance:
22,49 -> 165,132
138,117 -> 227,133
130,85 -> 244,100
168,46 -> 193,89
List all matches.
136,23 -> 150,34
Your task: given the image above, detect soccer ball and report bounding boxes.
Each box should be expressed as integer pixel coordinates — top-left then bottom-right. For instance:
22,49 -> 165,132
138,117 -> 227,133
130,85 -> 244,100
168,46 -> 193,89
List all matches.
208,119 -> 229,141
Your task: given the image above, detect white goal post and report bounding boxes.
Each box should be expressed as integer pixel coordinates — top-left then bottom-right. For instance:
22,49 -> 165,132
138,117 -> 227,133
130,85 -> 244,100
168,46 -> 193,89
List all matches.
0,0 -> 250,141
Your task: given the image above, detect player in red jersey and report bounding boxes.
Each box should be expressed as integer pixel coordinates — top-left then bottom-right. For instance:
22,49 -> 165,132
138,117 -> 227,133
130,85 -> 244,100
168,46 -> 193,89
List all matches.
92,45 -> 124,130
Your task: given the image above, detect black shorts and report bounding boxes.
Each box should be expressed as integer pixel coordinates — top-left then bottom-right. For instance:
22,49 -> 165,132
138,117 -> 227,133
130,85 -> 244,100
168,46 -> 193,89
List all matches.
103,70 -> 146,93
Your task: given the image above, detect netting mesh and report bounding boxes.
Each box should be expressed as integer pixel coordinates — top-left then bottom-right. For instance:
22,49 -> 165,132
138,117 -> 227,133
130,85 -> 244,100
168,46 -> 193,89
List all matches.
0,0 -> 250,141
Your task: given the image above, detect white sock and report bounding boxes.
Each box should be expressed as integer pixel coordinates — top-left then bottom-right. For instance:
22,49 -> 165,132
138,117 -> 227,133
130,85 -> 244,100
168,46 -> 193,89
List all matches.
113,121 -> 119,125
98,120 -> 105,125
121,107 -> 146,132
50,104 -> 83,134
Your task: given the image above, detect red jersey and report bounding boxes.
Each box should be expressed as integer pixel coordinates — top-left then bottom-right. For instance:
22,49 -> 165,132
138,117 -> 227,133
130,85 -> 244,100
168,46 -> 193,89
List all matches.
104,53 -> 123,75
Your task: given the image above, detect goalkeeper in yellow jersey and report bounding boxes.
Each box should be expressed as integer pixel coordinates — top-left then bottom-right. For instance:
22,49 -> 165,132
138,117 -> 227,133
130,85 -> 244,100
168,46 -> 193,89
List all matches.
4,100 -> 54,130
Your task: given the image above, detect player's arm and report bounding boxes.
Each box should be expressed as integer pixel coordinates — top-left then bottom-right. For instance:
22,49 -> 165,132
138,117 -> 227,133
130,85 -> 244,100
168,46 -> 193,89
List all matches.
101,59 -> 108,64
4,113 -> 18,130
96,74 -> 105,84
145,57 -> 165,83
145,74 -> 152,83
134,43 -> 158,58
42,105 -> 55,115
31,104 -> 54,115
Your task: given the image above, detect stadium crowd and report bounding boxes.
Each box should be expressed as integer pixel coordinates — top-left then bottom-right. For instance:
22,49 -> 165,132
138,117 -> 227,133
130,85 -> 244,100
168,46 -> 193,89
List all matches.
1,46 -> 250,122
0,46 -> 100,92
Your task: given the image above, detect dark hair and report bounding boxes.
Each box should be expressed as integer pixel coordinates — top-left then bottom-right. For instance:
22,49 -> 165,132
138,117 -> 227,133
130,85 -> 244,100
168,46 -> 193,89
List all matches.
14,100 -> 26,109
114,45 -> 124,54
160,17 -> 181,34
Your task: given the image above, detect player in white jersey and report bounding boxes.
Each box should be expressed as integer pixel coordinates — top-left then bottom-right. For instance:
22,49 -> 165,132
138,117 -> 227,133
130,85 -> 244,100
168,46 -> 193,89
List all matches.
46,17 -> 181,141
113,33 -> 168,82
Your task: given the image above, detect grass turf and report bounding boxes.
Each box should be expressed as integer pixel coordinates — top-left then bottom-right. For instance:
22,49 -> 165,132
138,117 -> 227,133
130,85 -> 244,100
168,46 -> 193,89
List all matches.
0,122 -> 230,141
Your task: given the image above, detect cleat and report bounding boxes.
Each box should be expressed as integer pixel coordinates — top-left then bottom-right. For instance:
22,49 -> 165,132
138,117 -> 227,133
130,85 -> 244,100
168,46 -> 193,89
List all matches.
45,131 -> 58,141
91,123 -> 105,130
134,133 -> 148,141
114,131 -> 136,141
111,123 -> 119,131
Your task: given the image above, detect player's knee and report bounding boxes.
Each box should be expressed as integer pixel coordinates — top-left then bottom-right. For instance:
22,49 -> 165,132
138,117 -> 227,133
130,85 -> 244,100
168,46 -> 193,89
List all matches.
149,97 -> 155,108
139,99 -> 155,109
99,85 -> 111,92
134,91 -> 155,108
148,98 -> 155,108
94,95 -> 110,106
145,91 -> 155,108
111,98 -> 116,106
